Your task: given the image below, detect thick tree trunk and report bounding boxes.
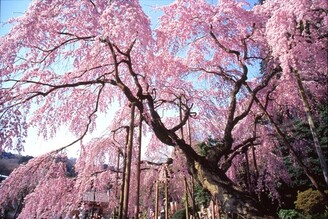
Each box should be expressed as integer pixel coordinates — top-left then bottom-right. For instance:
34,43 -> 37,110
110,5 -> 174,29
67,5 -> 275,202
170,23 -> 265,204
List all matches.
107,35 -> 279,218
192,161 -> 266,218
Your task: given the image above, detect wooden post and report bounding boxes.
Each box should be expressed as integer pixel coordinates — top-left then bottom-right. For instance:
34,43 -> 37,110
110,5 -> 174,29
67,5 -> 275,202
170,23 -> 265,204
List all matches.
211,200 -> 215,219
119,127 -> 129,219
122,103 -> 136,219
252,145 -> 258,178
192,176 -> 197,219
184,177 -> 189,219
155,180 -> 159,219
252,117 -> 259,178
170,202 -> 174,215
216,198 -> 221,219
115,148 -> 120,219
187,120 -> 196,219
135,115 -> 142,219
116,148 -> 120,198
244,149 -> 251,194
165,180 -> 169,219
179,97 -> 184,139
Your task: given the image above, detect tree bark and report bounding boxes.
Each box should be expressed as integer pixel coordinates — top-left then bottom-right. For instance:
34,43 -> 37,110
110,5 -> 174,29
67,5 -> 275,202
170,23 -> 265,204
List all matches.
192,160 -> 264,218
106,37 -> 280,217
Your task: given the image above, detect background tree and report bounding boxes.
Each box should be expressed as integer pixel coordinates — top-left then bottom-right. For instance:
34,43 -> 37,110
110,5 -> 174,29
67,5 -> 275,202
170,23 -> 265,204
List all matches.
254,0 -> 328,184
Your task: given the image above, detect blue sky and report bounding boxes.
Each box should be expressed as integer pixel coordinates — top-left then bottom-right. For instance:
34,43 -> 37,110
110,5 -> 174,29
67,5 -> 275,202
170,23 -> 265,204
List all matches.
0,0 -> 31,35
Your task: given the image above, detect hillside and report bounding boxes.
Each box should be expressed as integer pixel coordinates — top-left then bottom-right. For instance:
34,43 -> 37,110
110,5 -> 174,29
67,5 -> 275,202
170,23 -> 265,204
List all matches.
0,152 -> 33,180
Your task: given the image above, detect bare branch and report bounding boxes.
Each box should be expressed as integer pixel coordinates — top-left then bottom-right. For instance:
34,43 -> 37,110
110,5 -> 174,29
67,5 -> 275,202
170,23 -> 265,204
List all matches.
232,67 -> 280,126
102,37 -> 140,105
2,78 -> 109,112
51,84 -> 105,154
31,34 -> 95,63
88,0 -> 96,8
210,25 -> 240,59
192,67 -> 236,83
221,137 -> 259,172
170,103 -> 193,133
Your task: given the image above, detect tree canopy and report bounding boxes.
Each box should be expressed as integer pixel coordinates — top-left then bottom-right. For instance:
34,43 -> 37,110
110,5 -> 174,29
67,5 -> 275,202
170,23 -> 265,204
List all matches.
0,0 -> 327,218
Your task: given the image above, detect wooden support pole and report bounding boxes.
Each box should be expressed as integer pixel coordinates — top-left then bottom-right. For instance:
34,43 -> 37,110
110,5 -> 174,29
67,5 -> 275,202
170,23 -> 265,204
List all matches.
165,180 -> 169,219
244,150 -> 251,194
211,200 -> 215,219
187,119 -> 196,219
119,129 -> 129,219
179,97 -> 184,139
216,198 -> 221,219
115,148 -> 120,218
184,177 -> 189,219
122,103 -> 136,219
191,176 -> 196,219
116,148 -> 120,198
252,117 -> 259,179
155,180 -> 159,219
135,115 -> 142,219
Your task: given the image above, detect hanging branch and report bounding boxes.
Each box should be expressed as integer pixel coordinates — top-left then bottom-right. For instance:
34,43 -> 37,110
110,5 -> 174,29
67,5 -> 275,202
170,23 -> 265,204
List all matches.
244,82 -> 328,200
292,68 -> 328,185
